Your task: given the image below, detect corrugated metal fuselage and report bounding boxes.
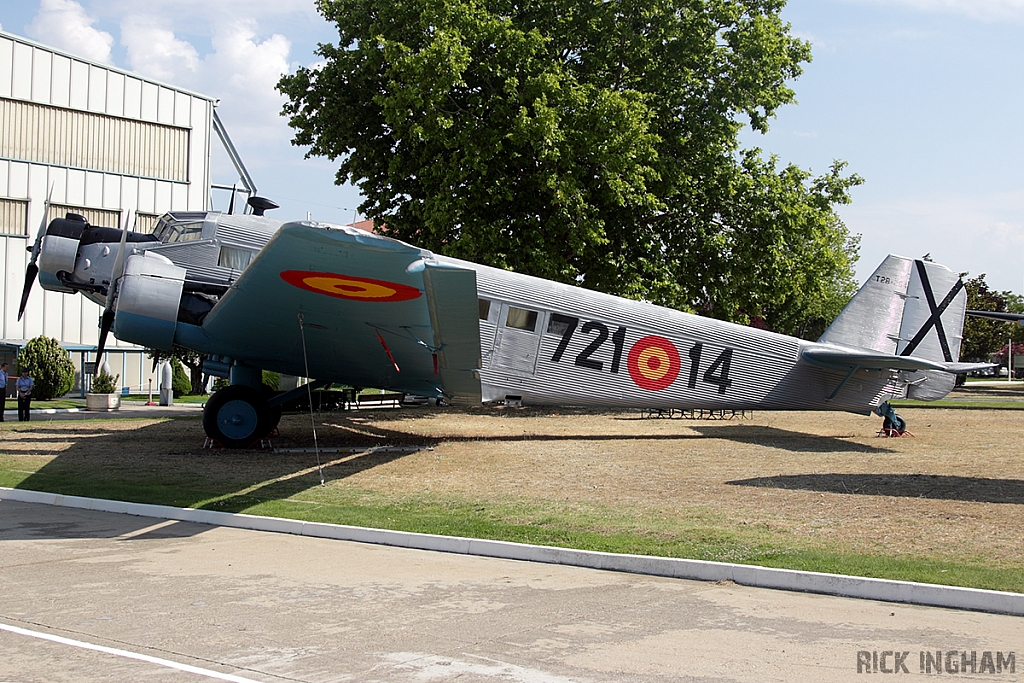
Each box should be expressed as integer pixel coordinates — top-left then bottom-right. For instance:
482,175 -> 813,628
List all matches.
455,257 -> 900,412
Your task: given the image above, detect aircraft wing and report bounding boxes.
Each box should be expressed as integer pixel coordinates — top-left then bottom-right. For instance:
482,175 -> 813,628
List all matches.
195,222 -> 482,403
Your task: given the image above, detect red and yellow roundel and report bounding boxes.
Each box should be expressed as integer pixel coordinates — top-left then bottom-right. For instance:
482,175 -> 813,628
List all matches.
627,335 -> 680,391
280,270 -> 422,302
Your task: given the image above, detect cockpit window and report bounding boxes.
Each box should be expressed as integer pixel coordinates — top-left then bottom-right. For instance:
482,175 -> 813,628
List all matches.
157,220 -> 204,243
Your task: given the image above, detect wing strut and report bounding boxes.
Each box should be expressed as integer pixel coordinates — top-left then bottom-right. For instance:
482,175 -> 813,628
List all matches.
298,312 -> 325,486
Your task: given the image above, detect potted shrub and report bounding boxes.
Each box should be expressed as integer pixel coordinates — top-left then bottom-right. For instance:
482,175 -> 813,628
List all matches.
87,371 -> 121,411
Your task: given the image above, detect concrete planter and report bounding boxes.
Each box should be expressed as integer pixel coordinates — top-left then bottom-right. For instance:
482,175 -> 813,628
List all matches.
86,393 -> 120,411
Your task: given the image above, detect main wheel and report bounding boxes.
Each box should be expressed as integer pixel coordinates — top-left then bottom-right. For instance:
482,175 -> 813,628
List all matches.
203,385 -> 272,448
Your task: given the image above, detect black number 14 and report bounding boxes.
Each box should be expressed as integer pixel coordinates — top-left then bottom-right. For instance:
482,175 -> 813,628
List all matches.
688,343 -> 732,394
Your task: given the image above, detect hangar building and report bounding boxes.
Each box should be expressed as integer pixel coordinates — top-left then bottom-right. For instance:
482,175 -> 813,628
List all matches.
1,29 -> 253,395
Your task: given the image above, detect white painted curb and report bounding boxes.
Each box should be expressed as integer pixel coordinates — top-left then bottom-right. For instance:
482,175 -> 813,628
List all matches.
3,486 -> 1022,616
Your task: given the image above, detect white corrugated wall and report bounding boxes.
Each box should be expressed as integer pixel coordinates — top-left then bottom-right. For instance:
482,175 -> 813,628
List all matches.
0,30 -> 215,391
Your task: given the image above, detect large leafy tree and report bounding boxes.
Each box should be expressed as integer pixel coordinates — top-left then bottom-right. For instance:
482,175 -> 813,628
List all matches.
279,0 -> 861,337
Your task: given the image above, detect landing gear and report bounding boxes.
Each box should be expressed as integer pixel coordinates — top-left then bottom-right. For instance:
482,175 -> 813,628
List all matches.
203,385 -> 273,448
874,401 -> 908,437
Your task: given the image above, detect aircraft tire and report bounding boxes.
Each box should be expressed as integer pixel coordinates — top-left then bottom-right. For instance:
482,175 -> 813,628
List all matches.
203,385 -> 272,448
260,385 -> 283,435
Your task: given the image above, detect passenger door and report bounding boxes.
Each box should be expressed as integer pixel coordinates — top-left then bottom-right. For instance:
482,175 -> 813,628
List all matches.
490,303 -> 543,377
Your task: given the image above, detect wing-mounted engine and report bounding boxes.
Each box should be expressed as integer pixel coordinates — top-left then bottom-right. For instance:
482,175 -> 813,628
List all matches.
112,252 -> 187,351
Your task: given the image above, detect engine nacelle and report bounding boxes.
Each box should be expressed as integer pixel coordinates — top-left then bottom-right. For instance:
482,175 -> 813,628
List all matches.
113,252 -> 186,351
36,215 -> 161,297
37,216 -> 87,287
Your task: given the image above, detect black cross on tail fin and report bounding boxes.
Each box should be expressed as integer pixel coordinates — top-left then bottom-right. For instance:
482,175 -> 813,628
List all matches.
898,260 -> 965,361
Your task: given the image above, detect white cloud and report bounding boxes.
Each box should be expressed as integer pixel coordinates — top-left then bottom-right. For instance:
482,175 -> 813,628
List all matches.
847,0 -> 1024,22
206,22 -> 291,108
26,0 -> 114,63
119,18 -> 290,133
842,191 -> 1024,292
120,15 -> 200,83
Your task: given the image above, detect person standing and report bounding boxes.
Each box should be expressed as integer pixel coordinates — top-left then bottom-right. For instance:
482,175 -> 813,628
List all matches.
0,362 -> 8,422
16,369 -> 33,422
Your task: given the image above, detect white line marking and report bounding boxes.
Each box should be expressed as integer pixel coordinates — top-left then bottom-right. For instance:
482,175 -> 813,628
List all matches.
0,622 -> 263,682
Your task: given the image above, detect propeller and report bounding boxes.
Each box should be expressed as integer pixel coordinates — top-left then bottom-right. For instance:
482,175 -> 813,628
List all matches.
94,210 -> 134,375
17,185 -> 54,321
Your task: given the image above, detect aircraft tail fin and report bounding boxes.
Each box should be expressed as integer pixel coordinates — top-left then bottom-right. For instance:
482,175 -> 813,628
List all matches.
817,255 -> 969,400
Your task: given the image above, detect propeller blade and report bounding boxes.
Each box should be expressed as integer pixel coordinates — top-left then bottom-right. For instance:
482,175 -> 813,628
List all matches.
18,185 -> 54,322
95,210 -> 135,374
104,210 -> 133,310
28,184 -> 54,264
17,264 -> 38,321
94,309 -> 115,375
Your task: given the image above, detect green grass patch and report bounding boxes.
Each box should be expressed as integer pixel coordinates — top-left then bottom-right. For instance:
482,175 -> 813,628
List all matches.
120,394 -> 208,404
3,457 -> 1021,594
893,399 -> 1024,410
17,399 -> 86,410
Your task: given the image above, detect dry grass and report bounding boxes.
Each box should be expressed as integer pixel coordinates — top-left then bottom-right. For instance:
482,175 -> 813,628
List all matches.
2,383 -> 1023,569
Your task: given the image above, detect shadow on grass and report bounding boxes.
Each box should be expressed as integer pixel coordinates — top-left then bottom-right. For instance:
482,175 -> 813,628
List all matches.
688,425 -> 891,454
726,473 -> 1024,505
7,414 -> 426,539
326,409 -> 893,454
6,407 -> 891,541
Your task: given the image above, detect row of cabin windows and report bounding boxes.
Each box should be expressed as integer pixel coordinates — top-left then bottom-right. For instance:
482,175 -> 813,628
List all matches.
479,298 -> 566,335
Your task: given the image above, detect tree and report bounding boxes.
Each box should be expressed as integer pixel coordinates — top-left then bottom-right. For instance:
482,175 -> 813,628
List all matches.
17,336 -> 75,401
279,0 -> 861,337
961,275 -> 1024,362
148,347 -> 206,395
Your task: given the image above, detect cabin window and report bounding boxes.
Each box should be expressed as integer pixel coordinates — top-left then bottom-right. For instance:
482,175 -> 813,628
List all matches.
505,307 -> 538,332
546,315 -> 574,336
478,299 -> 491,320
218,246 -> 254,270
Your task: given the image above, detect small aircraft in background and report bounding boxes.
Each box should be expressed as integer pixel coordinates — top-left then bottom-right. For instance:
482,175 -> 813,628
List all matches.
20,198 -> 989,447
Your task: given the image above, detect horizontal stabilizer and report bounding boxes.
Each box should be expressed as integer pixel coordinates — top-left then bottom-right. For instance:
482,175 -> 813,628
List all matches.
966,309 -> 1024,326
802,346 -> 947,373
938,361 -> 998,374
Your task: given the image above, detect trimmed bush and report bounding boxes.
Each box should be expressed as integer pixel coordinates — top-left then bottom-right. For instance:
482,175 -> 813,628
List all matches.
17,336 -> 75,400
91,371 -> 119,394
171,360 -> 190,398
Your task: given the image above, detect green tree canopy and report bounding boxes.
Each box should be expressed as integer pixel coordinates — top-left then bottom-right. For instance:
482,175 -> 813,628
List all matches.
17,336 -> 75,401
279,0 -> 861,337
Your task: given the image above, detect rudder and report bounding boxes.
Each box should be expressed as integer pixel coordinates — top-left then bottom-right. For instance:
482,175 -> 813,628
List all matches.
818,255 -> 969,400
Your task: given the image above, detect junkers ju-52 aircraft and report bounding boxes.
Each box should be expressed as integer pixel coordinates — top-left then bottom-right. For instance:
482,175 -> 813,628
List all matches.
19,196 -> 988,447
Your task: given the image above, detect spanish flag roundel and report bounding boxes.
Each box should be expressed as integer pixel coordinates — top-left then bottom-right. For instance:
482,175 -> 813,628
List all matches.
280,270 -> 422,302
627,335 -> 681,391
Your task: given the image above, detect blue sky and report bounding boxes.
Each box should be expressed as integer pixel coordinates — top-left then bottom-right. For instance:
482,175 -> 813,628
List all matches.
2,0 -> 1022,293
